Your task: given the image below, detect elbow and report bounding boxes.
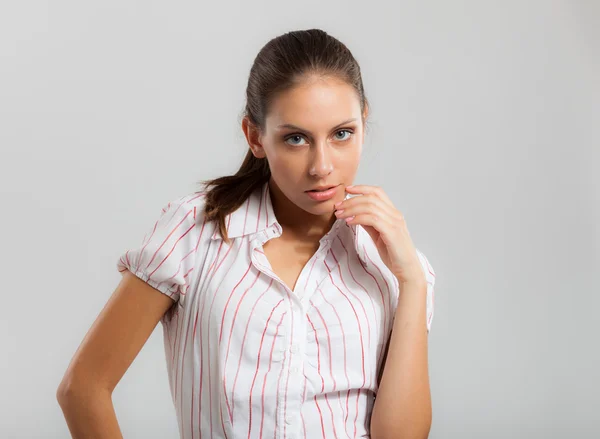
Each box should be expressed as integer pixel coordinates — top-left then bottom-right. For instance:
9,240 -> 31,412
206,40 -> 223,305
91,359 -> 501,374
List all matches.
56,376 -> 72,405
56,379 -> 80,407
56,373 -> 110,405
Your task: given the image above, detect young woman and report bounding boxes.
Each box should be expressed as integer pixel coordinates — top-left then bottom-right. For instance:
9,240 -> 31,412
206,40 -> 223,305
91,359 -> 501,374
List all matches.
57,28 -> 436,439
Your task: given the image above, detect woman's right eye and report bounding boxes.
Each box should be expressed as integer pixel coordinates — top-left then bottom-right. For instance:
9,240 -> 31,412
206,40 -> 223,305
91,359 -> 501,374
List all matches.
284,135 -> 307,146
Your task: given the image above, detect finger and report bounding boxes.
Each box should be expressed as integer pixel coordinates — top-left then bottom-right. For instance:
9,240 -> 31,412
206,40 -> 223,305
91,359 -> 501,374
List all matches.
345,185 -> 394,208
336,201 -> 387,220
337,192 -> 400,220
344,212 -> 393,235
337,203 -> 395,226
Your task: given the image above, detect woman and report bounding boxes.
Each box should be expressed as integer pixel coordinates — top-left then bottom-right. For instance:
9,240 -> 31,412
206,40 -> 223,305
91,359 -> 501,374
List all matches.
57,28 -> 436,439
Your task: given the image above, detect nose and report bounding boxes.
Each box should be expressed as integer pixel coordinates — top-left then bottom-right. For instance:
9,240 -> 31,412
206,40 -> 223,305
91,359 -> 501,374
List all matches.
308,142 -> 333,178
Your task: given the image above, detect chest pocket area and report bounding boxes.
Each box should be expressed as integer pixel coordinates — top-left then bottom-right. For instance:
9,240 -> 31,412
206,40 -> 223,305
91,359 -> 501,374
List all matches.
304,318 -> 374,392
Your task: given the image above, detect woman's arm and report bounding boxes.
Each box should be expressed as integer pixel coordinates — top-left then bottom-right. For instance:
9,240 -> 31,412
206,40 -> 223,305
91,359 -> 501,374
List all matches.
370,279 -> 431,439
56,271 -> 176,438
57,388 -> 123,439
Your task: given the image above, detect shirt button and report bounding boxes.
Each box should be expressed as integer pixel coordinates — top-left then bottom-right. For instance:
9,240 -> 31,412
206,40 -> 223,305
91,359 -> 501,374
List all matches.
290,366 -> 299,374
285,416 -> 293,424
290,344 -> 299,353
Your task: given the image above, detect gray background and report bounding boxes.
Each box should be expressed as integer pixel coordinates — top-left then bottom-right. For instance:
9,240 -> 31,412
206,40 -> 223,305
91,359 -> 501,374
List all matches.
1,1 -> 598,438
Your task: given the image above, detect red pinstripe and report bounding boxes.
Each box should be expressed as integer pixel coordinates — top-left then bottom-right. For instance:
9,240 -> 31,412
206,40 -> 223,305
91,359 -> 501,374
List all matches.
205,236 -> 239,438
273,343 -> 288,439
330,248 -> 373,358
315,286 -> 352,424
326,269 -> 366,438
223,269 -> 263,422
282,290 -> 295,439
247,297 -> 282,438
145,210 -> 194,273
259,310 -> 286,438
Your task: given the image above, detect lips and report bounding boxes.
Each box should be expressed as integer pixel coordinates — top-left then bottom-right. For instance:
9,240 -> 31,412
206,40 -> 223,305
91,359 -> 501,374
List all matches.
305,185 -> 338,201
307,185 -> 336,192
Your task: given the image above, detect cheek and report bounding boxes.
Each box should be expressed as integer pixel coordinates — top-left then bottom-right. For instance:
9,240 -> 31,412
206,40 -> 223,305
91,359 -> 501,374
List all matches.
261,143 -> 291,167
270,151 -> 304,171
337,145 -> 361,167
265,157 -> 304,188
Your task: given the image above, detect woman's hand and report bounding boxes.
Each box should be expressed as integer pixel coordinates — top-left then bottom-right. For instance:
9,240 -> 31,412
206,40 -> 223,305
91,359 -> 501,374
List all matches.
334,184 -> 425,285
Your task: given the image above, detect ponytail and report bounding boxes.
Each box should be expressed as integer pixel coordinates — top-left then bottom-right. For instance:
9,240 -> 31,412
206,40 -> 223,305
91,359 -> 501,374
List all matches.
198,150 -> 270,245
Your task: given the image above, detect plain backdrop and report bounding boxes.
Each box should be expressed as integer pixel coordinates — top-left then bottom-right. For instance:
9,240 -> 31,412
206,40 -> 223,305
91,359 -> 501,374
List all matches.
1,1 -> 598,438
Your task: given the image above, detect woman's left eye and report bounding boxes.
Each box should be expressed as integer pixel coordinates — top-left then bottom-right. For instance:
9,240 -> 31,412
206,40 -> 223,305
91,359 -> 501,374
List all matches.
334,129 -> 353,141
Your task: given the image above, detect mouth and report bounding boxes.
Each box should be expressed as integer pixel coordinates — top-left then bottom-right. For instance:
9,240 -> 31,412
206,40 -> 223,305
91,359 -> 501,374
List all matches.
306,185 -> 338,192
304,184 -> 339,201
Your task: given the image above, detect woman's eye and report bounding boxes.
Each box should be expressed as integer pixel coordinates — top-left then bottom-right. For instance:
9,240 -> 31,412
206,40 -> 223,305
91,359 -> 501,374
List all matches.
285,135 -> 307,146
284,129 -> 354,146
334,129 -> 353,141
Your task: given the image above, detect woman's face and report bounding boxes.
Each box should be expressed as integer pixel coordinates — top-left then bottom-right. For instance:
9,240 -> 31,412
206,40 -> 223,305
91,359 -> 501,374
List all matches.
246,76 -> 367,219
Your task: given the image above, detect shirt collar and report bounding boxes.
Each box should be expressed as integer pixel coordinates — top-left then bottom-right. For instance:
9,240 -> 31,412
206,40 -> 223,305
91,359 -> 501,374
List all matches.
210,181 -> 369,266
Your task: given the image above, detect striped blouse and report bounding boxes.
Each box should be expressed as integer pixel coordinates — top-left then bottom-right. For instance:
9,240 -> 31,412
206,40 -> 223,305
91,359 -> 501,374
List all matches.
117,181 -> 436,439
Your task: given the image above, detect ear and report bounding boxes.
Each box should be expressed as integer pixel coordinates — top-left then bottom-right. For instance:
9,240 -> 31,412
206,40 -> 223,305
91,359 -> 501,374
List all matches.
242,116 -> 267,159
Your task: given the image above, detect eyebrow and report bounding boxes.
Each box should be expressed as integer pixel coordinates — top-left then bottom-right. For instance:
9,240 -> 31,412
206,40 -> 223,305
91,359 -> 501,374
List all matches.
276,118 -> 358,136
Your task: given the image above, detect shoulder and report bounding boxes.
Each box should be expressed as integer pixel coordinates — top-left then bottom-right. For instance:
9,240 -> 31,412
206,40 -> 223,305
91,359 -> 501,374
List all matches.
157,189 -> 218,245
160,190 -> 209,219
118,190 -> 209,254
115,189 -> 216,305
154,189 -> 214,232
124,188 -> 215,262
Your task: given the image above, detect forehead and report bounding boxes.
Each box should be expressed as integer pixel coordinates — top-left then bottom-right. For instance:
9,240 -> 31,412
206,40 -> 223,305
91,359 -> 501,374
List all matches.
266,79 -> 361,127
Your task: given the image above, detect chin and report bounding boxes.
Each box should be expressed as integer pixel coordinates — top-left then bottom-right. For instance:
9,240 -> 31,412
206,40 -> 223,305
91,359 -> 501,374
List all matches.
304,201 -> 335,216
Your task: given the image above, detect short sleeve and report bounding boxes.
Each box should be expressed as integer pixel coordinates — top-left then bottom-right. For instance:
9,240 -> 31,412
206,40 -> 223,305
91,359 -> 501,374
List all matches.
116,195 -> 202,304
416,249 -> 436,334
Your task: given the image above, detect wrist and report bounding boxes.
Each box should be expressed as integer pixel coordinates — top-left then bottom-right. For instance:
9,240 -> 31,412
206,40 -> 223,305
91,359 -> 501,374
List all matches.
395,273 -> 427,290
393,259 -> 426,284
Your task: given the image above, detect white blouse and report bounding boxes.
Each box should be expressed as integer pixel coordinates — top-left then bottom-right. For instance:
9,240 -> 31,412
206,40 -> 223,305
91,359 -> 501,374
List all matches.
117,181 -> 436,439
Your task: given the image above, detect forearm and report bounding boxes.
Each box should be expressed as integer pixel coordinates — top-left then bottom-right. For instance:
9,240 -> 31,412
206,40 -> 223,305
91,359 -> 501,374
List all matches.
370,280 -> 431,439
57,387 -> 124,439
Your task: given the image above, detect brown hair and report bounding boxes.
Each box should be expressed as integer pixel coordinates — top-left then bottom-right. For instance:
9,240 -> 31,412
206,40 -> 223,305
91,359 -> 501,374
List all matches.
198,28 -> 370,244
